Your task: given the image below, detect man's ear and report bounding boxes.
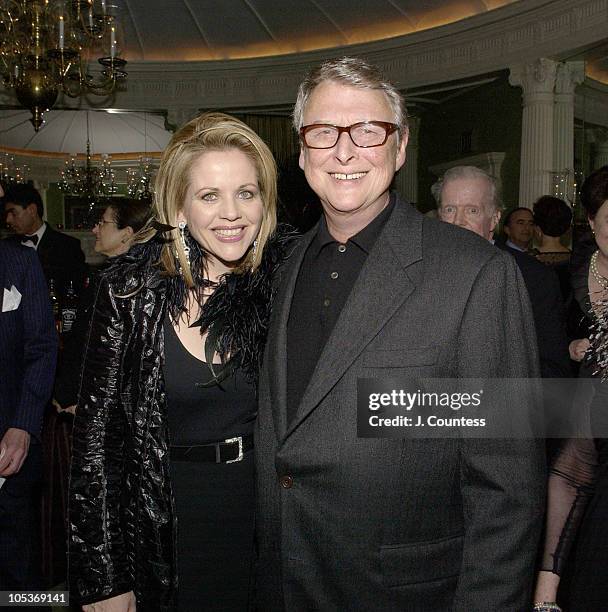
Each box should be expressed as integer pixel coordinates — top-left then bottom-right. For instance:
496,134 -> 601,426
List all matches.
298,146 -> 306,172
395,129 -> 408,172
490,209 -> 501,236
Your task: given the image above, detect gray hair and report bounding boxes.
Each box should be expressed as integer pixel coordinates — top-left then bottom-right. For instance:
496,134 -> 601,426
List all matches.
292,57 -> 408,139
431,166 -> 501,212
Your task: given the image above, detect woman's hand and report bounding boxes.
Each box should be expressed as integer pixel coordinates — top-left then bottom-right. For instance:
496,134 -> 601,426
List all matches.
533,570 -> 560,609
82,591 -> 136,612
52,398 -> 76,415
569,338 -> 590,362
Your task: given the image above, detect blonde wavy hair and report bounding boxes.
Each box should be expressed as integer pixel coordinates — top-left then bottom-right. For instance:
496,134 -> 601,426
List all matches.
154,112 -> 278,286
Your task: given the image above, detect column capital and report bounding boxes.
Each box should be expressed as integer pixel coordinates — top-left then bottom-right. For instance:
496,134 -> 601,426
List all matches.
555,61 -> 585,96
509,58 -> 558,101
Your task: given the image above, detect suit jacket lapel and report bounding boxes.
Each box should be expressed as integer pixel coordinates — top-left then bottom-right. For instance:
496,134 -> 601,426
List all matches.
36,225 -> 52,260
267,227 -> 317,441
285,200 -> 423,439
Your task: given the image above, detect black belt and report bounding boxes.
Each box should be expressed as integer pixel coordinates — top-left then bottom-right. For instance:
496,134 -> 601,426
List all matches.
170,434 -> 253,464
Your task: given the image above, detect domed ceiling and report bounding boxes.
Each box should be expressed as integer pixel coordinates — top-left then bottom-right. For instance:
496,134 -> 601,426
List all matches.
119,0 -> 519,60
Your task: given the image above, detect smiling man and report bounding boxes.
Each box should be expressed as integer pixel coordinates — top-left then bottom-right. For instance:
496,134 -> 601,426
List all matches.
255,57 -> 545,611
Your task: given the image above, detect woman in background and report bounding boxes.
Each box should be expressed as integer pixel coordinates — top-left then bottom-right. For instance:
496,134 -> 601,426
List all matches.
92,199 -> 153,258
534,166 -> 608,612
68,112 -> 288,611
533,195 -> 572,303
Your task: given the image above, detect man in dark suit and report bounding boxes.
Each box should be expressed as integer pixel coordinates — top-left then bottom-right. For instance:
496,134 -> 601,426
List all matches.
434,165 -> 571,379
0,240 -> 57,589
3,183 -> 87,299
502,206 -> 535,252
255,57 -> 546,611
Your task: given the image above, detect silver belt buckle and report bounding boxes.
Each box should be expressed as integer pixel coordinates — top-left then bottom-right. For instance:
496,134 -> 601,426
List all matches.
225,436 -> 243,463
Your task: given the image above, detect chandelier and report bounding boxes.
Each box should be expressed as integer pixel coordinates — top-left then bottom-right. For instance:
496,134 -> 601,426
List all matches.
127,156 -> 154,200
0,0 -> 128,131
551,168 -> 586,224
126,113 -> 155,200
58,112 -> 117,207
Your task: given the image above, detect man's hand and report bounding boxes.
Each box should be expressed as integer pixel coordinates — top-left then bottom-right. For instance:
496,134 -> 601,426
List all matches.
82,591 -> 136,612
0,428 -> 31,476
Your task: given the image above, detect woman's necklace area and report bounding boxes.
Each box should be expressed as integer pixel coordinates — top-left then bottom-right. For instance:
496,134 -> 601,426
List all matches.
591,250 -> 608,291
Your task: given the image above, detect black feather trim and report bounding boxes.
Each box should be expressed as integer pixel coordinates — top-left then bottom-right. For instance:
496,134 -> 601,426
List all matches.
101,237 -> 165,294
167,224 -> 297,384
101,224 -> 296,385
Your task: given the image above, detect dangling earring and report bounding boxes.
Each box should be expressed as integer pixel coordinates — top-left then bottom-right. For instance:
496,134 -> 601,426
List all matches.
252,239 -> 258,257
178,221 -> 191,266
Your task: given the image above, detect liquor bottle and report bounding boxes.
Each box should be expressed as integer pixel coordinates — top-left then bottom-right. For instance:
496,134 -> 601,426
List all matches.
61,280 -> 78,334
49,278 -> 61,333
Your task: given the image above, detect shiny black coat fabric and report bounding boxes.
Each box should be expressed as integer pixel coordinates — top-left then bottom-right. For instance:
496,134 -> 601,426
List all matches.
68,243 -> 177,609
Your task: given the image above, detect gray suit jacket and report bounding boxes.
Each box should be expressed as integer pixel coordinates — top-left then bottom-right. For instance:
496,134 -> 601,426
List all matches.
255,195 -> 546,611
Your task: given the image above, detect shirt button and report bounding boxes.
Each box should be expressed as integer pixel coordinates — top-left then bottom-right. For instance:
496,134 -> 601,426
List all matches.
338,244 -> 346,253
323,298 -> 330,307
330,271 -> 339,280
280,475 -> 293,489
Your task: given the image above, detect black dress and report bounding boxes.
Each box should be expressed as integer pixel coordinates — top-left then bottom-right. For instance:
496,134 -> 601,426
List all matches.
540,249 -> 608,611
542,384 -> 607,611
163,318 -> 256,611
535,251 -> 571,304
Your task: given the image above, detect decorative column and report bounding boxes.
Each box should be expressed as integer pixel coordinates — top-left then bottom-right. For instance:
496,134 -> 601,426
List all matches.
553,62 -> 585,174
594,128 -> 608,170
165,108 -> 200,132
36,182 -> 51,222
509,59 -> 558,206
398,115 -> 420,205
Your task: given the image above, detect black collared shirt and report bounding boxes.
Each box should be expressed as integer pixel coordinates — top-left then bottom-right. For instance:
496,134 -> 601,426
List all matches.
286,195 -> 396,424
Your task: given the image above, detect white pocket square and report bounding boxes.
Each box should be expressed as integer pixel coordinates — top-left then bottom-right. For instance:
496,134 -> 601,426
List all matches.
2,285 -> 22,312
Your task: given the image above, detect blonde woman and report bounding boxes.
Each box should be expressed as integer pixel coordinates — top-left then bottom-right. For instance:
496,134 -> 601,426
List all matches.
68,113 -> 289,611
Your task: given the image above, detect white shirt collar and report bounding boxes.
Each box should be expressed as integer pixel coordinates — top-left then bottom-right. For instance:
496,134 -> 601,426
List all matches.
505,239 -> 526,252
22,222 -> 47,250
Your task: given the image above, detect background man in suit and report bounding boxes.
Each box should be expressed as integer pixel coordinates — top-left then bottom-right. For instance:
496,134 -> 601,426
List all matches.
0,240 -> 57,589
434,166 -> 570,379
502,206 -> 535,252
255,57 -> 546,611
3,183 -> 87,299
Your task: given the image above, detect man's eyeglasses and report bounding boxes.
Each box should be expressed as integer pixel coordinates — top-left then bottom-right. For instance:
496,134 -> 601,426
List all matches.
299,121 -> 399,149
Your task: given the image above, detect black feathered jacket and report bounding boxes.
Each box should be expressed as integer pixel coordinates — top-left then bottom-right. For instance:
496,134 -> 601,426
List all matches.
68,231 -> 291,609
